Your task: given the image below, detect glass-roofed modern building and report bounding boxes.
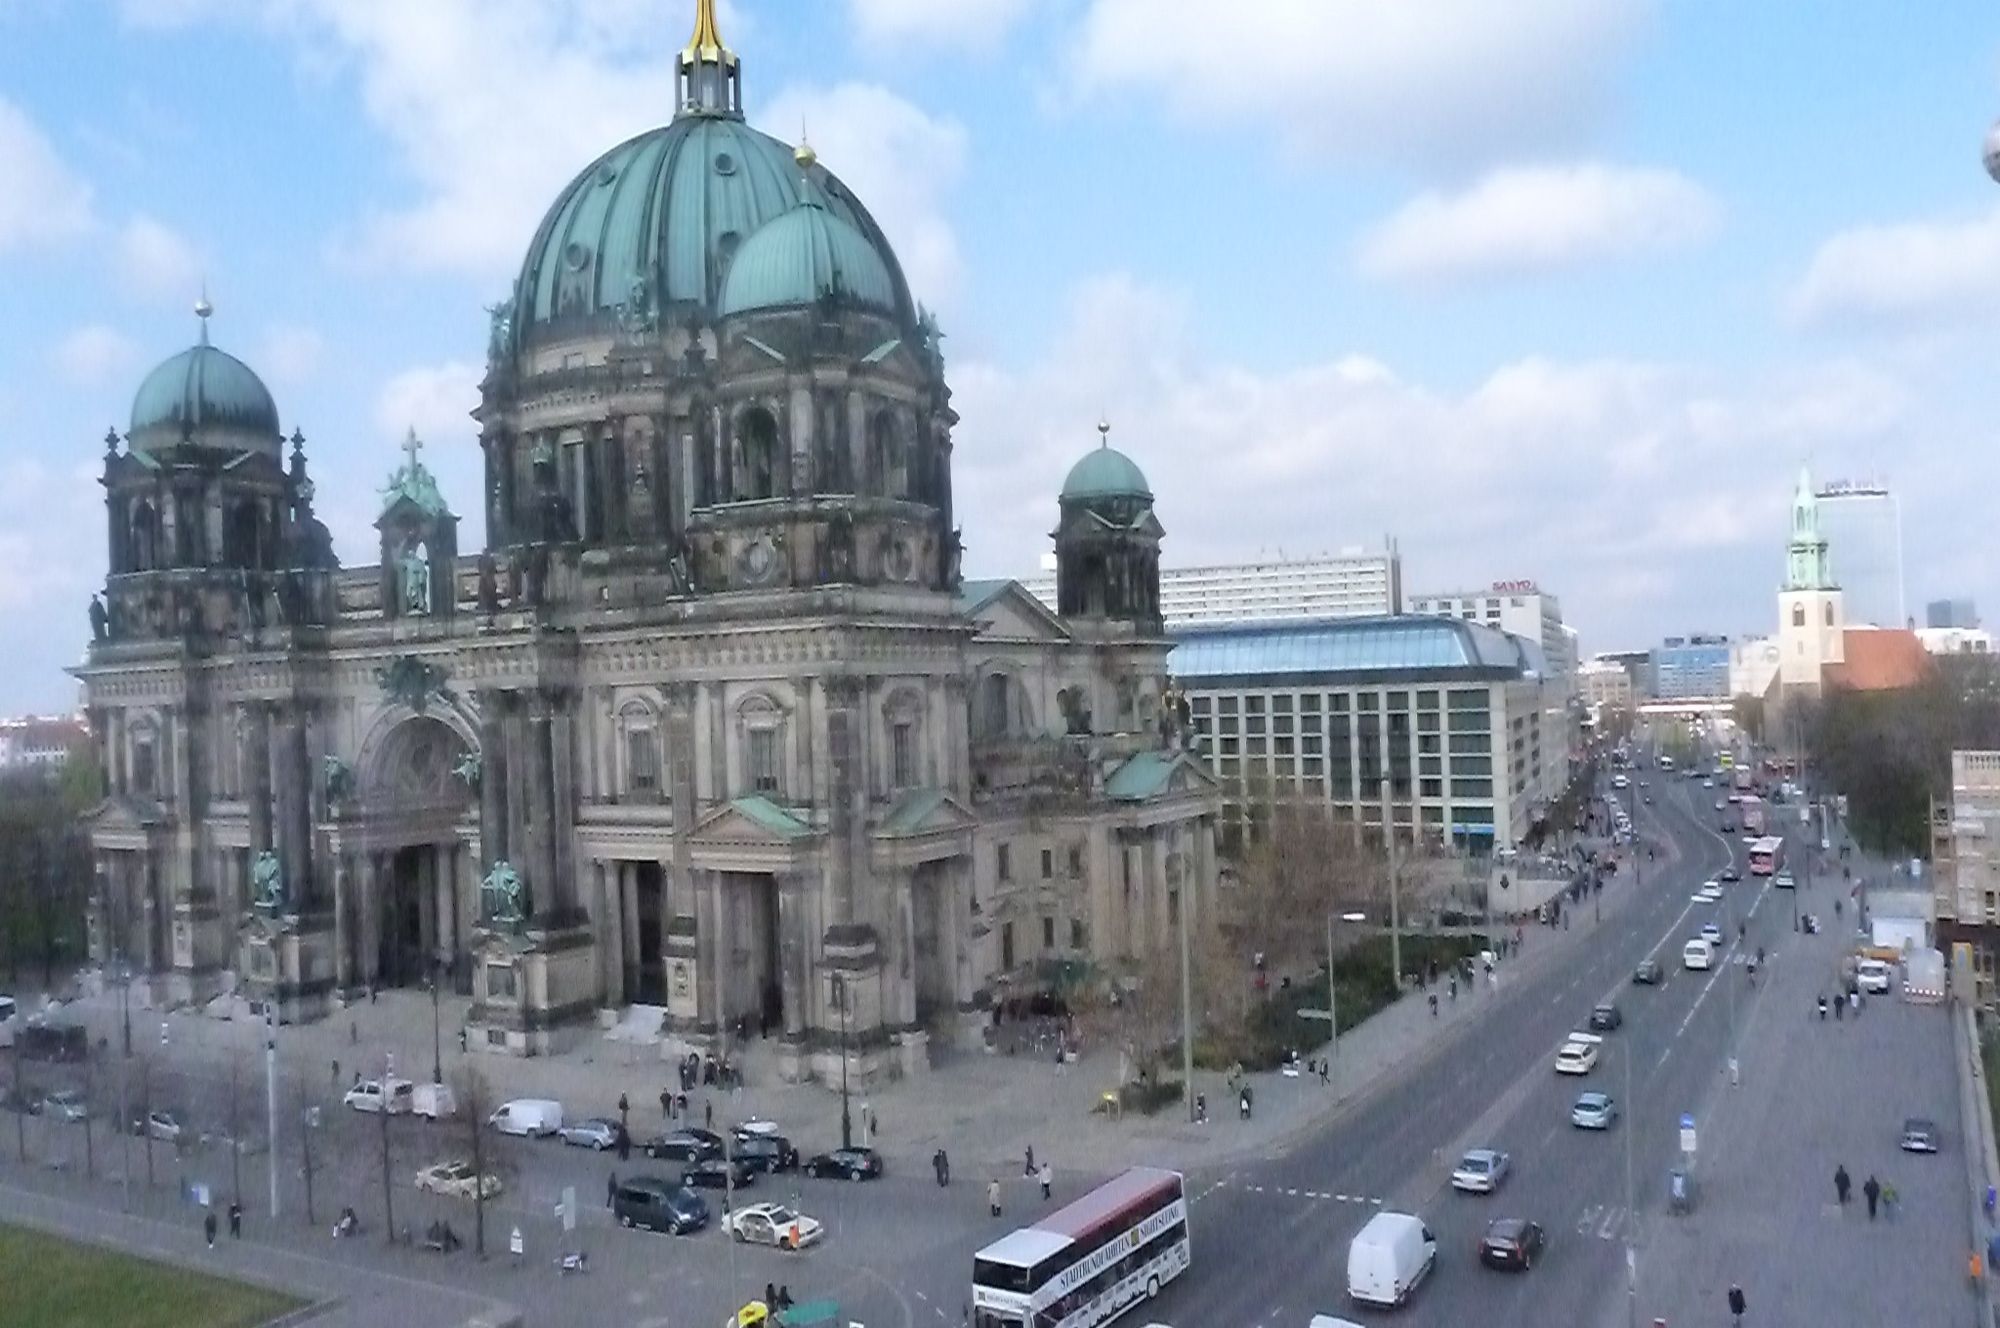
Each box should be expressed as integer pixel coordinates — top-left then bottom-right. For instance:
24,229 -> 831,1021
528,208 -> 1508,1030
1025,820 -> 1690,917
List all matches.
1169,616 -> 1567,853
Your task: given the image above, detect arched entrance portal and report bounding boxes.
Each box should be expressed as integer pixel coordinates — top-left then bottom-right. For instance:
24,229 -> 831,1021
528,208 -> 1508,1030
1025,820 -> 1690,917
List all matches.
357,714 -> 474,990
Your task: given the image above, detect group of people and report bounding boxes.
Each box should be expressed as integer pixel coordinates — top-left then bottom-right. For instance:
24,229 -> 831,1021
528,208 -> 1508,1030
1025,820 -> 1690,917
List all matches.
985,1148 -> 1057,1217
1832,1164 -> 1896,1219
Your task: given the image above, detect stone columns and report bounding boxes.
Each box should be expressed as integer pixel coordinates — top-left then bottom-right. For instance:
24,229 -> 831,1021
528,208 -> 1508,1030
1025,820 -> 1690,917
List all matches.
359,851 -> 381,986
332,852 -> 353,990
549,696 -> 577,914
246,703 -> 273,857
777,872 -> 808,1039
526,691 -> 559,919
478,692 -> 509,874
695,868 -> 723,1032
276,703 -> 312,906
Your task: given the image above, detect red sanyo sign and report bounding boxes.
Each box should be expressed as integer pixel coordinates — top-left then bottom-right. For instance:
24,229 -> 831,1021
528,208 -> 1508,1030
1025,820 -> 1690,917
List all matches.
1491,580 -> 1539,595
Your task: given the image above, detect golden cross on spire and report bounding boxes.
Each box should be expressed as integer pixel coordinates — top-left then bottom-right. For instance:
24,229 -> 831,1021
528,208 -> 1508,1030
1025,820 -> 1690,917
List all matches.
402,426 -> 423,473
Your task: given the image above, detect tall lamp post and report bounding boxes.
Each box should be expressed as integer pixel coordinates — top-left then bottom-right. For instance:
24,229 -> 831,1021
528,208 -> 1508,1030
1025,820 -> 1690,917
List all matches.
830,974 -> 853,1150
429,952 -> 446,1086
1379,773 -> 1403,990
1324,911 -> 1368,1066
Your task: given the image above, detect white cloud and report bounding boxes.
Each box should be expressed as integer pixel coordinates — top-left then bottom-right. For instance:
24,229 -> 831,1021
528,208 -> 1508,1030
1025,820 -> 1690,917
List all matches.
255,323 -> 327,385
115,215 -> 203,298
758,83 -> 968,307
1787,205 -> 2000,329
375,361 -> 482,448
950,272 -> 1931,648
849,0 -> 1032,52
1357,163 -> 1719,283
0,97 -> 96,253
1068,0 -> 1650,166
53,325 -> 142,387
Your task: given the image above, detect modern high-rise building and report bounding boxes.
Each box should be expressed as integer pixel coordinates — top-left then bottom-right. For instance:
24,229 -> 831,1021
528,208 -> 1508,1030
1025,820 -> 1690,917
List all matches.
1408,582 -> 1573,682
1928,598 -> 1979,629
1816,481 -> 1904,628
1019,547 -> 1403,628
1649,635 -> 1732,700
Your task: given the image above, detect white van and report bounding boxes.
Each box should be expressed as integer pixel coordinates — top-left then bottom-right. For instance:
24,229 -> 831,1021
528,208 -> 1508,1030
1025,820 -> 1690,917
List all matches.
412,1081 -> 458,1120
489,1098 -> 563,1137
1346,1210 -> 1437,1308
342,1077 -> 415,1114
1856,959 -> 1894,994
1682,938 -> 1714,972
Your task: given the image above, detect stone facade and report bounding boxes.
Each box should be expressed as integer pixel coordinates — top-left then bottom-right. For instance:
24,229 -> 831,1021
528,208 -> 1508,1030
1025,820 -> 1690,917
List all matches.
71,6 -> 1220,1084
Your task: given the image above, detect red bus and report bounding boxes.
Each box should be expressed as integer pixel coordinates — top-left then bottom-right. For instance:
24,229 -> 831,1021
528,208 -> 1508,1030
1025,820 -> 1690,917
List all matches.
1748,835 -> 1784,876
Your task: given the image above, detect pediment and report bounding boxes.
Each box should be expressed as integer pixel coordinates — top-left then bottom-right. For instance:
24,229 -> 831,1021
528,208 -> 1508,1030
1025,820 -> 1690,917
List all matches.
876,788 -> 978,838
689,795 -> 818,846
1105,749 -> 1220,802
962,582 -> 1069,644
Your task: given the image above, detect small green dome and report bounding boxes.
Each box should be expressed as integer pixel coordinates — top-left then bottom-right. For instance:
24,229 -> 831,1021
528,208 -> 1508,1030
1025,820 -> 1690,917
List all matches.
719,202 -> 898,318
1061,445 -> 1152,502
513,117 -> 911,343
129,338 -> 281,454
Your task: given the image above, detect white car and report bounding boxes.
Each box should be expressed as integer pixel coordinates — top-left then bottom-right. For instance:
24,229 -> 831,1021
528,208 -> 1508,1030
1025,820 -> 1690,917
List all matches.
722,1201 -> 823,1249
1857,959 -> 1894,994
1450,1148 -> 1511,1193
558,1117 -> 621,1150
1693,883 -> 1724,904
414,1159 -> 504,1200
344,1078 -> 415,1114
1554,1034 -> 1602,1075
1699,923 -> 1723,946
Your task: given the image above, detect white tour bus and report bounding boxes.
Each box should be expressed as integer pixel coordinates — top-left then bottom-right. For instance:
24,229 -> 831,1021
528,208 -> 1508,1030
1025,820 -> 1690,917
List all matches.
972,1166 -> 1189,1328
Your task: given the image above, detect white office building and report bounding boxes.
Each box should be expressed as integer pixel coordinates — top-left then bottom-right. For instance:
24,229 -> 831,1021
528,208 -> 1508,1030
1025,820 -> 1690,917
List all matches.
1020,548 -> 1402,628
1579,658 -> 1634,711
1408,583 -> 1574,684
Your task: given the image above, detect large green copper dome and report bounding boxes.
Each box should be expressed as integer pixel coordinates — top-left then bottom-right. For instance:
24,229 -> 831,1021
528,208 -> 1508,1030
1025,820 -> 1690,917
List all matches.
719,201 -> 899,318
511,117 -> 912,345
129,317 -> 281,455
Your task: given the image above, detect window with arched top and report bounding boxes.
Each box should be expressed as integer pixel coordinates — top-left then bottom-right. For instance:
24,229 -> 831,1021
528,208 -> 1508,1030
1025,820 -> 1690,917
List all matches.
130,499 -> 160,571
1792,605 -> 1805,628
736,692 -> 788,797
129,716 -> 159,796
618,700 -> 661,800
983,672 -> 1011,739
740,407 -> 780,500
1823,603 -> 1834,627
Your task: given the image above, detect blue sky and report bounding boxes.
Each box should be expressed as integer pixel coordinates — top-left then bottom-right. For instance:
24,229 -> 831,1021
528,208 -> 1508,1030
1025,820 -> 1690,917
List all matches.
1,0 -> 1998,712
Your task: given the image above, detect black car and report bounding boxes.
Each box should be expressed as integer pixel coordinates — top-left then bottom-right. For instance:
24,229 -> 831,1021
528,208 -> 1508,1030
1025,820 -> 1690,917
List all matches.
732,1132 -> 799,1174
613,1177 -> 710,1234
682,1156 -> 754,1191
1632,960 -> 1663,985
1588,1003 -> 1622,1032
1479,1217 -> 1545,1271
642,1128 -> 724,1162
803,1147 -> 883,1180
1718,866 -> 1741,883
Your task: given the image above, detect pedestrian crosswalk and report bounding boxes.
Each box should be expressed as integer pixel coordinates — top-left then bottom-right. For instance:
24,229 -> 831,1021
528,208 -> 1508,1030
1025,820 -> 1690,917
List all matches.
1195,1176 -> 1386,1208
1575,1203 -> 1640,1242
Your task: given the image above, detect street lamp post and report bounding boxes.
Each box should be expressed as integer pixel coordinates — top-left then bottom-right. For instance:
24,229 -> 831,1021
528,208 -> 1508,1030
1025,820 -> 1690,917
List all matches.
1324,910 -> 1368,1067
1380,774 -> 1403,990
831,975 -> 852,1151
430,953 -> 445,1086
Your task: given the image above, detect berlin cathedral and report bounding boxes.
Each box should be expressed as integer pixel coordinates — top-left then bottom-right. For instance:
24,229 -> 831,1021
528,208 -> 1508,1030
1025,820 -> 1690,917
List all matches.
76,1 -> 1219,1082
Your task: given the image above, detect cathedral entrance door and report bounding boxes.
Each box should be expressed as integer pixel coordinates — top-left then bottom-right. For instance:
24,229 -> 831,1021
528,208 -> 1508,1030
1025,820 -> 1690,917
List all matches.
634,861 -> 665,1005
381,845 -> 432,987
723,872 -> 782,1039
911,864 -> 951,1025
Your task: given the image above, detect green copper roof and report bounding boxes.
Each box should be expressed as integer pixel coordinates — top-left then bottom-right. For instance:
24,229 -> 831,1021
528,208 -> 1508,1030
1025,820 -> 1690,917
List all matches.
719,202 -> 898,318
728,794 -> 812,839
1060,445 -> 1152,502
129,338 -> 280,453
513,117 -> 911,342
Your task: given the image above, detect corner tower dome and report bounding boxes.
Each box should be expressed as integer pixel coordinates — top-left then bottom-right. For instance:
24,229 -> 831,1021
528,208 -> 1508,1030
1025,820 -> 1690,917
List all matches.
507,0 -> 913,351
1061,423 -> 1153,503
128,298 -> 282,457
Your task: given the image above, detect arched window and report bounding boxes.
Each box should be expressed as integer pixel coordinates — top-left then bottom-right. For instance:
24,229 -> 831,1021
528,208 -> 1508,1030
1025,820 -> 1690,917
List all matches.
736,692 -> 788,797
1823,603 -> 1834,627
131,499 -> 159,571
740,408 -> 780,500
618,701 -> 660,799
1791,605 -> 1805,628
984,673 -> 1011,739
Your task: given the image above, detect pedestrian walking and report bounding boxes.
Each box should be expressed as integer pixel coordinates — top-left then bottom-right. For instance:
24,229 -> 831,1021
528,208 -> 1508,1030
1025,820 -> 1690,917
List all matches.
607,1170 -> 618,1208
765,1282 -> 777,1309
988,1178 -> 1002,1218
660,1087 -> 672,1122
458,1028 -> 468,1054
1835,1164 -> 1851,1205
331,1058 -> 340,1087
1882,1181 -> 1899,1219
1727,1284 -> 1746,1323
203,1209 -> 217,1249
1024,1145 -> 1035,1178
1864,1175 -> 1880,1219
1319,1059 -> 1330,1086
228,1201 -> 242,1238
350,1020 -> 358,1046
1039,1161 -> 1053,1201
704,1100 -> 713,1130
1428,993 -> 1438,1019
617,1125 -> 631,1161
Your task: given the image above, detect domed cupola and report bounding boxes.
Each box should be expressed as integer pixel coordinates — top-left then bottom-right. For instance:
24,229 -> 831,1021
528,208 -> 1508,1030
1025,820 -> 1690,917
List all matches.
503,0 -> 912,351
719,198 -> 900,319
1054,422 -> 1164,630
128,299 -> 282,457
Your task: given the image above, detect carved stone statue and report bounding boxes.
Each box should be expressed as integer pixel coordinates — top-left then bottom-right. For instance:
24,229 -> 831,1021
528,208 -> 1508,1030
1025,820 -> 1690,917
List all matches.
251,850 -> 285,914
485,298 -> 514,364
476,553 -> 499,615
88,595 -> 107,642
322,755 -> 353,805
451,749 -> 481,791
400,544 -> 431,615
481,859 -> 525,932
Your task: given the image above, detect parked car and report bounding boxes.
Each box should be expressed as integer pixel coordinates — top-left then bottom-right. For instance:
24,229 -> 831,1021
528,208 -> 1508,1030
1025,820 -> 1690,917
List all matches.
558,1117 -> 621,1150
1571,1092 -> 1618,1130
132,1109 -> 186,1142
414,1159 -> 504,1200
722,1201 -> 823,1249
1901,1118 -> 1940,1153
1587,1003 -> 1622,1032
1479,1217 -> 1545,1271
613,1177 -> 709,1234
40,1089 -> 88,1122
488,1098 -> 563,1138
682,1156 -> 754,1191
344,1078 -> 415,1115
802,1147 -> 883,1180
642,1127 -> 723,1162
1450,1148 -> 1510,1194
732,1132 -> 799,1174
19,1022 -> 89,1063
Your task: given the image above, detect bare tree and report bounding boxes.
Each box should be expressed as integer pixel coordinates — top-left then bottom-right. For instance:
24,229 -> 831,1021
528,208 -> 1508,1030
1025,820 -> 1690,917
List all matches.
1228,795 -> 1388,975
456,1064 -> 492,1257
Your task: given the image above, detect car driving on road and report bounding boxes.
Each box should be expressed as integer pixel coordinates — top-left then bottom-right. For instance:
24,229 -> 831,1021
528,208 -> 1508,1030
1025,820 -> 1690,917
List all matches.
1694,882 -> 1724,904
1571,1092 -> 1618,1130
1479,1218 -> 1545,1271
1901,1118 -> 1940,1153
1588,1003 -> 1622,1031
802,1146 -> 884,1180
641,1127 -> 723,1162
1632,960 -> 1664,985
722,1201 -> 823,1249
1450,1148 -> 1510,1193
1700,922 -> 1723,946
1554,1033 -> 1602,1075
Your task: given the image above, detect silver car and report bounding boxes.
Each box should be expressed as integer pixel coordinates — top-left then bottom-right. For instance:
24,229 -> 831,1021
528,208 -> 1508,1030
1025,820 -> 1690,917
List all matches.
1450,1147 -> 1510,1193
1571,1092 -> 1618,1130
558,1117 -> 621,1150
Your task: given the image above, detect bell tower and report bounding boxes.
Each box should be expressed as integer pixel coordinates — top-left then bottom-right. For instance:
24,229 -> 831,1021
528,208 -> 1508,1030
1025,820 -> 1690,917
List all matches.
1777,467 -> 1844,690
1053,422 -> 1163,633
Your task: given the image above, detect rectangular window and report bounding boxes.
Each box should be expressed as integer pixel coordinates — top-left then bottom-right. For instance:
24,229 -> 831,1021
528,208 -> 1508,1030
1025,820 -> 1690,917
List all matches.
1420,777 -> 1443,797
1300,692 -> 1321,713
1245,695 -> 1265,714
748,728 -> 780,794
1041,848 -> 1053,879
997,843 -> 1012,882
1218,695 -> 1239,715
891,721 -> 916,788
1068,845 -> 1083,876
1042,916 -> 1056,950
1070,918 -> 1086,950
627,728 -> 659,794
1001,922 -> 1015,970
1417,690 -> 1439,710
1167,889 -> 1181,928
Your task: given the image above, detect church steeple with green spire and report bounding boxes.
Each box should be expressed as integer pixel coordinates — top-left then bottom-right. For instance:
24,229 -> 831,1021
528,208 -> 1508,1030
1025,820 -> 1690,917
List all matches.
1784,467 -> 1835,591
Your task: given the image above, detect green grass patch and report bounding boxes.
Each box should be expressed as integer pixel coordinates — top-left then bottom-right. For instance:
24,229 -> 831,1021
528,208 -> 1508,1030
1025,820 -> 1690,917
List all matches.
0,1221 -> 303,1328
